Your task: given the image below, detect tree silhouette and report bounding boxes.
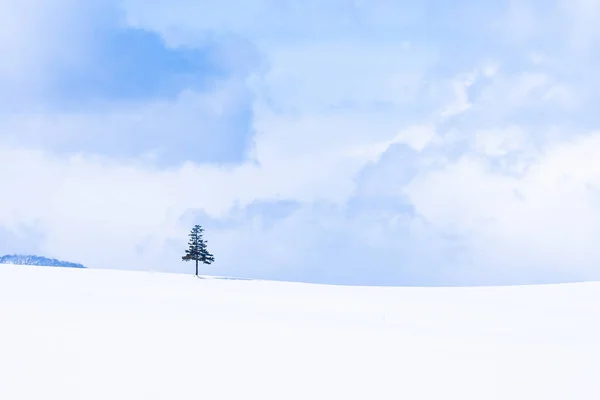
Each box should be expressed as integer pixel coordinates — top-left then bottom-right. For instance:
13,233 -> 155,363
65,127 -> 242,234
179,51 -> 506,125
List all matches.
182,225 -> 214,276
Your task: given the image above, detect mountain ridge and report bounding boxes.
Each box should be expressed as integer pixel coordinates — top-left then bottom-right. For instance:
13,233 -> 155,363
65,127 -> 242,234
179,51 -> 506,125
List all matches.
0,254 -> 85,269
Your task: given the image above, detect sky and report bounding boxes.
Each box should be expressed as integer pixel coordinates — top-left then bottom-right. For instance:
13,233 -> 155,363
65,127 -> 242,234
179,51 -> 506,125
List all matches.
2,0 -> 600,286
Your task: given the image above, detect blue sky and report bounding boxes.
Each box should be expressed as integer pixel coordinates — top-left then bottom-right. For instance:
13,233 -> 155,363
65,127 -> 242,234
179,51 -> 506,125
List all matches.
1,0 -> 600,285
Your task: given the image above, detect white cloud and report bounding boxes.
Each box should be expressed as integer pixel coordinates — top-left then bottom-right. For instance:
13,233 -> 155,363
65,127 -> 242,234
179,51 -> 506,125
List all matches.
472,72 -> 554,120
482,64 -> 500,78
440,74 -> 476,118
543,84 -> 579,108
0,78 -> 253,164
473,127 -> 530,158
255,40 -> 437,112
0,0 -> 103,101
391,125 -> 438,152
405,132 -> 600,281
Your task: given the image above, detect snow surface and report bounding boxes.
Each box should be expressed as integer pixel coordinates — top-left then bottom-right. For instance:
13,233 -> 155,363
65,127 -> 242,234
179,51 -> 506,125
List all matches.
1,264 -> 599,399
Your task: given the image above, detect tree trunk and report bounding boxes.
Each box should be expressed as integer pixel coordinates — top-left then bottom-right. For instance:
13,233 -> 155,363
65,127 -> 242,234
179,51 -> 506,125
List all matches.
195,259 -> 198,277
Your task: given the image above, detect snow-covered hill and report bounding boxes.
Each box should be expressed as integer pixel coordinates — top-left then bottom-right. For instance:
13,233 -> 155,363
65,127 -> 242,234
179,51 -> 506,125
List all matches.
0,264 -> 598,399
0,254 -> 85,268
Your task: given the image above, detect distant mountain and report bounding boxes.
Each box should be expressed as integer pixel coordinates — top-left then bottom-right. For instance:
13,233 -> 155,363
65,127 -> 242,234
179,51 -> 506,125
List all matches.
0,255 -> 85,269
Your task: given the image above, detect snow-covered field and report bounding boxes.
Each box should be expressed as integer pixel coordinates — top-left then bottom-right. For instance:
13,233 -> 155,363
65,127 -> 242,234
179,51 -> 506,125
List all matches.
1,265 -> 599,399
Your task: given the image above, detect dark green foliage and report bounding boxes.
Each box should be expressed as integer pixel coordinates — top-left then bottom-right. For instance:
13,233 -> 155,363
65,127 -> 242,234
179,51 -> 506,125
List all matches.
182,225 -> 214,276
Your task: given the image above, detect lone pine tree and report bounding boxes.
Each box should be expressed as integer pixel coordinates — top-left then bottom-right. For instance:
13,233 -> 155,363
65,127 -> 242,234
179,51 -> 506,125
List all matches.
182,225 -> 215,276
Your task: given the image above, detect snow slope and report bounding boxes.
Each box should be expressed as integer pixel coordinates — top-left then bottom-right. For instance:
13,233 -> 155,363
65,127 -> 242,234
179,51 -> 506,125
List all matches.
0,265 -> 599,399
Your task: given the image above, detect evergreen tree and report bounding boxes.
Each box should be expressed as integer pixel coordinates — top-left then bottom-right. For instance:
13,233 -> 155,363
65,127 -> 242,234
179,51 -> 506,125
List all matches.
182,225 -> 215,276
